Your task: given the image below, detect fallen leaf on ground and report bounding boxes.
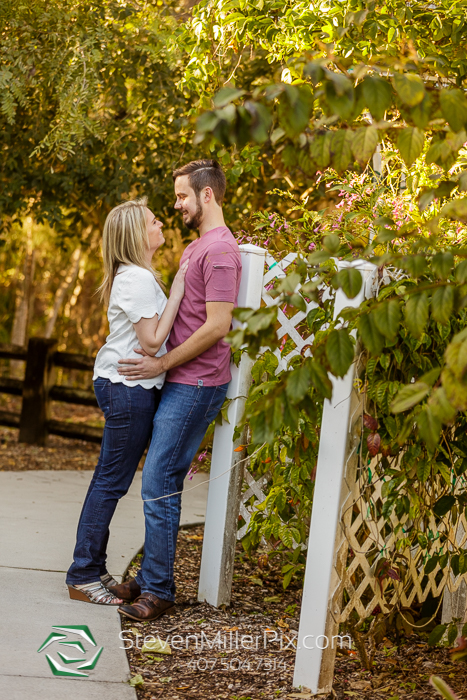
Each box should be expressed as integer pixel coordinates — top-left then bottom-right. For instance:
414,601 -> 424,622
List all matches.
141,638 -> 171,655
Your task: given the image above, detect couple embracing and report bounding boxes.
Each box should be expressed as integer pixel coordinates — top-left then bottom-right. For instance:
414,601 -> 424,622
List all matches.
66,160 -> 241,621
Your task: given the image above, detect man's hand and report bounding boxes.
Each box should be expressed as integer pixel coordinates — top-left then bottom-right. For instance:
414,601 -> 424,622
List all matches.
118,348 -> 165,380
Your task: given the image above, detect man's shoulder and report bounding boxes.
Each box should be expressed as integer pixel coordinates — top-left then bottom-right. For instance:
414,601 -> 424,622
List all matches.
204,228 -> 240,257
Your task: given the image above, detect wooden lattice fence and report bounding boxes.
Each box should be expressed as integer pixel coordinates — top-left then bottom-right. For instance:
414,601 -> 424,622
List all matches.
199,245 -> 467,693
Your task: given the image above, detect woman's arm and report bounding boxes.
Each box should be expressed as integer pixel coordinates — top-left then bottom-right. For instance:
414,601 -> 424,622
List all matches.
133,260 -> 189,356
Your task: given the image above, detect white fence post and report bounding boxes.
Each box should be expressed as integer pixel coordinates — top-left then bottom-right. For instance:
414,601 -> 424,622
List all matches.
198,243 -> 266,607
293,260 -> 378,694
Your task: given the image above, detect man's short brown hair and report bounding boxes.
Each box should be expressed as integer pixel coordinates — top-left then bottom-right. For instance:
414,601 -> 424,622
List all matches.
172,159 -> 226,205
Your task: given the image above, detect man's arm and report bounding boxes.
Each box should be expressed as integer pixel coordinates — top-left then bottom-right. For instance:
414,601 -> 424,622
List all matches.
118,301 -> 234,381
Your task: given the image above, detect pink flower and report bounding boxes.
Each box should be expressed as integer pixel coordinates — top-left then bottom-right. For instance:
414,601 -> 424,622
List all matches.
187,464 -> 199,480
308,242 -> 316,250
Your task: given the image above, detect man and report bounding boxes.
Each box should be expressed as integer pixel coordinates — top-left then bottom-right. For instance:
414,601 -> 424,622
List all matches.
109,159 -> 241,621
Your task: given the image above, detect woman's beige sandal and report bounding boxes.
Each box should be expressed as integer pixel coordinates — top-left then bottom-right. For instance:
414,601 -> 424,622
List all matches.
68,581 -> 123,605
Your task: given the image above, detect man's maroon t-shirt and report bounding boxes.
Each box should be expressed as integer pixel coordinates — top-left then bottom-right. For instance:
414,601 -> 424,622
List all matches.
166,226 -> 242,386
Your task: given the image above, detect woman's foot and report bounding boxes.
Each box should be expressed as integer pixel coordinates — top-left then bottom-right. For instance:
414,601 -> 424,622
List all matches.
100,572 -> 119,588
68,581 -> 123,605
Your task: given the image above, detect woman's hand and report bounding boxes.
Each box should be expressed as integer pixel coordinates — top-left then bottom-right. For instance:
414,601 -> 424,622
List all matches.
171,259 -> 189,301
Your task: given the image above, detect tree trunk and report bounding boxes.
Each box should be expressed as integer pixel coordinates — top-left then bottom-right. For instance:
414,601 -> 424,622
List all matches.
10,217 -> 37,374
44,247 -> 81,338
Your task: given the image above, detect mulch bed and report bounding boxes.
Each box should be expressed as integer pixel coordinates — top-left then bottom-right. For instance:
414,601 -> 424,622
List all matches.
122,526 -> 467,700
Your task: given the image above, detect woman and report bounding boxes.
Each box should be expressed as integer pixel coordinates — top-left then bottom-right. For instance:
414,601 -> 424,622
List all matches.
66,197 -> 188,604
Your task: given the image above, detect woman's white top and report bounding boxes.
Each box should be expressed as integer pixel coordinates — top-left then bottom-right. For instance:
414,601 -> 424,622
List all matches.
93,263 -> 167,390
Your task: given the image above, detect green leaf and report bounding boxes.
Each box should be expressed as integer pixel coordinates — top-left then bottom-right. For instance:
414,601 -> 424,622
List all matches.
428,625 -> 447,646
455,259 -> 467,283
424,555 -> 438,575
325,79 -> 354,120
373,300 -> 401,340
323,233 -> 340,254
310,132 -> 332,169
430,675 -> 460,699
129,674 -> 145,687
439,88 -> 467,133
418,407 -> 442,451
330,130 -> 354,172
336,267 -> 362,298
357,313 -> 385,355
397,127 -> 424,167
418,188 -> 435,212
308,360 -> 332,399
393,72 -> 425,107
308,250 -> 331,264
213,87 -> 246,108
141,638 -> 172,655
286,364 -> 311,403
436,462 -> 452,486
417,460 -> 431,482
432,252 -> 454,280
325,329 -> 354,377
431,285 -> 454,325
441,198 -> 467,224
362,76 -> 393,121
351,126 -> 379,166
279,85 -> 314,137
433,495 -> 456,518
411,91 -> 432,129
391,382 -> 430,413
405,292 -> 429,338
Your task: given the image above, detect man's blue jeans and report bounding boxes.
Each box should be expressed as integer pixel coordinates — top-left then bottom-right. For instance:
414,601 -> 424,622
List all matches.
67,378 -> 160,585
135,381 -> 228,601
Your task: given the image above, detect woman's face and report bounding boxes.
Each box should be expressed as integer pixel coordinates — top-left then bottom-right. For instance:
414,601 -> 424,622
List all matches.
145,208 -> 164,254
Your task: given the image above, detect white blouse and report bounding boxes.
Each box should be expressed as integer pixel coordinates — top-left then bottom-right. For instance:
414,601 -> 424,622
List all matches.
93,264 -> 167,389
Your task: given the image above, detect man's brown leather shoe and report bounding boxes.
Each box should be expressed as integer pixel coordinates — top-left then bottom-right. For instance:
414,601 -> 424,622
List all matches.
107,578 -> 141,602
118,592 -> 175,621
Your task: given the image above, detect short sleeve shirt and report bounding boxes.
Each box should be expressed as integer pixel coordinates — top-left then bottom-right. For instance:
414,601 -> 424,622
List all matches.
93,264 -> 168,389
166,226 -> 242,386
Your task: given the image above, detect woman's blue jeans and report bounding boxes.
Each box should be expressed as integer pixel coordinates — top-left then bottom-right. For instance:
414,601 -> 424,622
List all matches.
135,381 -> 228,602
66,378 -> 160,585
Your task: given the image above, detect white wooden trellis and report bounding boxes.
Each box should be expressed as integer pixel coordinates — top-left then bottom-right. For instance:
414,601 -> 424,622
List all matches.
198,247 -> 467,694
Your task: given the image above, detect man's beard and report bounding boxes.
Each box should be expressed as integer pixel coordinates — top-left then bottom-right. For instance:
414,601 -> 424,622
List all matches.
183,197 -> 203,230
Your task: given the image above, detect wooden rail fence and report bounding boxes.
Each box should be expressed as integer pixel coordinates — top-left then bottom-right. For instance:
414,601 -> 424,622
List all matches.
0,338 -> 102,445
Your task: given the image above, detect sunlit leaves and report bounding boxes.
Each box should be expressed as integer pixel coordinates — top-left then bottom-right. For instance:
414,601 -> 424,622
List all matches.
397,127 -> 424,167
310,132 -> 332,169
439,89 -> 467,133
278,85 -> 313,138
404,292 -> 429,337
391,382 -> 430,413
431,285 -> 454,325
286,363 -> 311,403
441,198 -> 467,224
213,87 -> 246,108
357,313 -> 385,355
325,329 -> 354,377
335,267 -> 362,298
374,300 -> 401,340
392,72 -> 425,107
351,126 -> 379,166
330,129 -> 354,172
431,252 -> 454,280
362,76 -> 392,121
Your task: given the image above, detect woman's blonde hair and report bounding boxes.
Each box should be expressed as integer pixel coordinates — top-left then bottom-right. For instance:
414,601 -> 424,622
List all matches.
98,197 -> 163,304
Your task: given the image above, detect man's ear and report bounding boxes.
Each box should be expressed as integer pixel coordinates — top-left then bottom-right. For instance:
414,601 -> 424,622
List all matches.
203,186 -> 213,203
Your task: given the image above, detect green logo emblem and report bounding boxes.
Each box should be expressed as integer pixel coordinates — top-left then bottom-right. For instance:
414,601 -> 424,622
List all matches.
37,625 -> 103,677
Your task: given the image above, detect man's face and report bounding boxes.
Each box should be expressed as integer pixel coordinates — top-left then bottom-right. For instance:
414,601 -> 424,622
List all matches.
174,175 -> 203,230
